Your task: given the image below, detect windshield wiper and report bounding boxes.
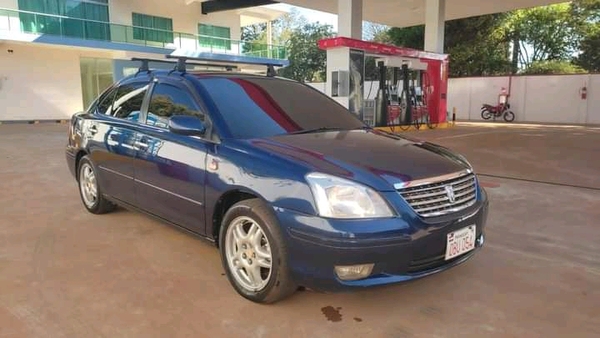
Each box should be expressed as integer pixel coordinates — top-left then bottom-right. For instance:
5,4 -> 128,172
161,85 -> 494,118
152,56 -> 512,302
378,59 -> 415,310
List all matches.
288,127 -> 346,135
288,126 -> 372,135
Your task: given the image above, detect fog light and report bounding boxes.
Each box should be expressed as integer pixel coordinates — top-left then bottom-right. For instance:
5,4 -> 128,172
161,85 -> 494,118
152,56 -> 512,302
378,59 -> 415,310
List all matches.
334,264 -> 374,281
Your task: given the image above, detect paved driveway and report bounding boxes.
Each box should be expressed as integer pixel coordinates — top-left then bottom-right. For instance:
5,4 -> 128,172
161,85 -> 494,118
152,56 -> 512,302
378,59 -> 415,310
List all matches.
0,122 -> 598,337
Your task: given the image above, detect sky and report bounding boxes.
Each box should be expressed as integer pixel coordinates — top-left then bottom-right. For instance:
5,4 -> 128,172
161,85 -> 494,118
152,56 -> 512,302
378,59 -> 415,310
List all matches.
265,3 -> 339,31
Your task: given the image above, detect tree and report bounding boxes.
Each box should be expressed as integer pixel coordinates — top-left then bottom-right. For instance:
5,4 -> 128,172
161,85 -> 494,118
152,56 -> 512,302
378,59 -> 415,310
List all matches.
505,3 -> 582,68
363,22 -> 390,42
385,14 -> 511,77
444,14 -> 511,77
387,26 -> 424,50
240,8 -> 309,54
278,22 -> 335,82
522,60 -> 586,74
573,0 -> 600,71
576,28 -> 600,71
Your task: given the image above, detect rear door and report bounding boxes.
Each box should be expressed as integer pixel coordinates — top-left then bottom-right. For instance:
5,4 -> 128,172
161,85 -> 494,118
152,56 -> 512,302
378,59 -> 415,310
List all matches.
133,78 -> 209,234
88,79 -> 151,204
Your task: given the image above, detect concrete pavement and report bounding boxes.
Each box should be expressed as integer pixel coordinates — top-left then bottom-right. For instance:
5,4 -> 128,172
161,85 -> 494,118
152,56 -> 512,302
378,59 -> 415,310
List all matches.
0,123 -> 598,338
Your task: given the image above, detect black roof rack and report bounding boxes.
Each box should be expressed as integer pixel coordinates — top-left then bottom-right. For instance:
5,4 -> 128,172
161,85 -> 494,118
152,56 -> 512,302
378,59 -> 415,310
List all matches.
165,53 -> 287,77
131,57 -> 238,75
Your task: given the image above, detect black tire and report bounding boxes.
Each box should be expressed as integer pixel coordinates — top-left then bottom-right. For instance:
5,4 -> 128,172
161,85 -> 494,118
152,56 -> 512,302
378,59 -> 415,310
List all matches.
481,109 -> 492,120
77,156 -> 116,214
219,198 -> 297,304
503,110 -> 515,122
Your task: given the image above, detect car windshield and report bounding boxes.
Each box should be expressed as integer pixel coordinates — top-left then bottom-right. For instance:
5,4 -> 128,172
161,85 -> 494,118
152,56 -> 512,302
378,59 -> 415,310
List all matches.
196,76 -> 367,139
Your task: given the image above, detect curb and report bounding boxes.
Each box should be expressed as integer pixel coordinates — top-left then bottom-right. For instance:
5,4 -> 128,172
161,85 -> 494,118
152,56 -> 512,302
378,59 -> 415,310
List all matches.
374,122 -> 453,133
0,119 -> 69,125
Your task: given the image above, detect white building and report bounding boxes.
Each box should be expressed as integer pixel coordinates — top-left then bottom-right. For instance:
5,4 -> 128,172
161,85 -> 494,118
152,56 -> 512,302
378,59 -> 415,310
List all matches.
0,0 -> 286,121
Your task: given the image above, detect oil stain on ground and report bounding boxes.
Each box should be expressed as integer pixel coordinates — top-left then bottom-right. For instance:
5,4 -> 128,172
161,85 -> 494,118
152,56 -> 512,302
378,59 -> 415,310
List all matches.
321,306 -> 343,322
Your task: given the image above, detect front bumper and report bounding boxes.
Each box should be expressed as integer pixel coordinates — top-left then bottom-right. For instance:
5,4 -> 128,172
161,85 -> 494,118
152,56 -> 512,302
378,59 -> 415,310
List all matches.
275,192 -> 489,292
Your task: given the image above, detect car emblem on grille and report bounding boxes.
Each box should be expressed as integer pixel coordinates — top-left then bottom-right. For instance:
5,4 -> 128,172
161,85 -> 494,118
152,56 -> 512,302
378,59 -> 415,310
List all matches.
445,185 -> 456,203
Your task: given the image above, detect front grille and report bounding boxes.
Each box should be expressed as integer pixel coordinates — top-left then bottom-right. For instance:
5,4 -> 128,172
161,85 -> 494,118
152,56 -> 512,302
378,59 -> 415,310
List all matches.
397,172 -> 477,217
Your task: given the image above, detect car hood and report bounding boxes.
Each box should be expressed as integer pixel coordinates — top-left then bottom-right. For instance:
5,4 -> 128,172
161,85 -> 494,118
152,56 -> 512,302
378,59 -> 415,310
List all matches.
247,129 -> 471,191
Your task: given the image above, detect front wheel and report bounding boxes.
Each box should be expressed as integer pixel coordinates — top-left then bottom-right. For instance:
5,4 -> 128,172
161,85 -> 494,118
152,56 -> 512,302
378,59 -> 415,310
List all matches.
503,110 -> 515,122
219,198 -> 297,304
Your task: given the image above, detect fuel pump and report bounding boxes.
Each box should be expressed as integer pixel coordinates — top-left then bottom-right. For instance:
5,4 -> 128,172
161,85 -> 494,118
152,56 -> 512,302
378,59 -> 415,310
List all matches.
319,37 -> 450,130
374,56 -> 428,128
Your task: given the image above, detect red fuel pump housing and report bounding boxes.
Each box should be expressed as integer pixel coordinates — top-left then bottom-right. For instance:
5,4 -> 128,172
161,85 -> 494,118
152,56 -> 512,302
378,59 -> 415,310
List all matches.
318,37 -> 450,124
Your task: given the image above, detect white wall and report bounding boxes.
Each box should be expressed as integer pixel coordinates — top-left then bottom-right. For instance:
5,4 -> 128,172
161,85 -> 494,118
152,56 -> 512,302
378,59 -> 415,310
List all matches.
0,0 -> 17,9
446,74 -> 598,125
0,43 -> 110,121
588,75 -> 600,124
309,74 -> 599,125
109,0 -> 241,41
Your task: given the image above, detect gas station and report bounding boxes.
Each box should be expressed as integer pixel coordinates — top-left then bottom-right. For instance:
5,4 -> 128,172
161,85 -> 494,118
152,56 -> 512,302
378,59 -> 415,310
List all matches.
275,0 -> 567,129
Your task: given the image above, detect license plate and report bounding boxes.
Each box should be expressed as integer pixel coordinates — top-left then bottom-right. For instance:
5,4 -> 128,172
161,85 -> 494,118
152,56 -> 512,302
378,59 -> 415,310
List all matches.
445,225 -> 476,260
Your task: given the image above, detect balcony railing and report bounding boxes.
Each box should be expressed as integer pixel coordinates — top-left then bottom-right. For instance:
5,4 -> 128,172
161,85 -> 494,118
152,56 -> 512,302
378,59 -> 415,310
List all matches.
0,8 -> 287,60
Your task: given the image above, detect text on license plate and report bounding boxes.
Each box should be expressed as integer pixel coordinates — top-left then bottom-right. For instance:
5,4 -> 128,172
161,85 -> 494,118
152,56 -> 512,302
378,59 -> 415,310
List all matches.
445,225 -> 476,260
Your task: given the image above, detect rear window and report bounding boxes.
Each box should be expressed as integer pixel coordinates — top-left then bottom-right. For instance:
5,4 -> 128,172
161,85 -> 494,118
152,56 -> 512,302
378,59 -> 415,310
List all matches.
196,77 -> 365,139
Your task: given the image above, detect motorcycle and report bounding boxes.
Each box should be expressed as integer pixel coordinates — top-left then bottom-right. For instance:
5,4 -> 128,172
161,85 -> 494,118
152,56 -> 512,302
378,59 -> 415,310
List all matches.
481,102 -> 515,122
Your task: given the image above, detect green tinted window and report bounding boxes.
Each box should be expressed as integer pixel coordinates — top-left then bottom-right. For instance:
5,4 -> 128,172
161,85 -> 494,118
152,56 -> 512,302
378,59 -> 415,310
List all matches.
198,23 -> 231,50
132,12 -> 174,44
17,0 -> 110,40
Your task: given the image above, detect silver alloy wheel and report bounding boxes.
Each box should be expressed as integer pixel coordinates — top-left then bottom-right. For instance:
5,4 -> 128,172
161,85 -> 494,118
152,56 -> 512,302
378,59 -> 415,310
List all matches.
224,216 -> 273,292
79,163 -> 98,208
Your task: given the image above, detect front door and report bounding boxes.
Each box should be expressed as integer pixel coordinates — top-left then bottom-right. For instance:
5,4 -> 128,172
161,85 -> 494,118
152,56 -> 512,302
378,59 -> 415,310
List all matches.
133,80 -> 209,234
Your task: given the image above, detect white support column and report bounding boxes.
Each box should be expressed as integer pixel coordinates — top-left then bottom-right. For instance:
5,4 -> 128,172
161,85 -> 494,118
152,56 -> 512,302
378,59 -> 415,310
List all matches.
424,0 -> 445,53
266,20 -> 273,58
337,0 -> 362,39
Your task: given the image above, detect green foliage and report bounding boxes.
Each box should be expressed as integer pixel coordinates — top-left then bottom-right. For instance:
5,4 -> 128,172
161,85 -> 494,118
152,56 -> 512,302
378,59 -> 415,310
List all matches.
576,27 -> 600,72
386,26 -> 424,50
385,14 -> 511,77
383,0 -> 600,76
522,60 -> 587,74
240,0 -> 600,78
445,14 -> 511,77
240,8 -> 332,82
278,22 -> 335,82
506,3 -> 582,67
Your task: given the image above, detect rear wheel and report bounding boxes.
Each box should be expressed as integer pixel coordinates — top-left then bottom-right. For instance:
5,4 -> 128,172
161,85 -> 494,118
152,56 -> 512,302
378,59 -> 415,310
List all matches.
481,109 -> 492,120
503,110 -> 515,122
219,198 -> 297,304
77,156 -> 116,214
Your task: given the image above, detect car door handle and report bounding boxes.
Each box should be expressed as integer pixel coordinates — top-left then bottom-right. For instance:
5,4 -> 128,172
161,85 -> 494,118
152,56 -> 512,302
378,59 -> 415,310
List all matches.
134,140 -> 149,150
89,125 -> 98,135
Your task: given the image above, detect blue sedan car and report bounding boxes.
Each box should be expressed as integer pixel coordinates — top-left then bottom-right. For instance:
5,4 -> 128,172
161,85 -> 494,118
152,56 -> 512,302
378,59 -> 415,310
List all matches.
66,65 -> 488,304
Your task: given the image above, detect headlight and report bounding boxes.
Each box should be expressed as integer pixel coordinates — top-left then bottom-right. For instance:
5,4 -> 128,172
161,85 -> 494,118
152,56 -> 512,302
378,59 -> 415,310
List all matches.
305,173 -> 395,219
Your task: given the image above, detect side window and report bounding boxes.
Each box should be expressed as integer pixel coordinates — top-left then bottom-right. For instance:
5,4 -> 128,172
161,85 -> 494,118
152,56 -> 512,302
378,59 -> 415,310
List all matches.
95,87 -> 118,115
104,82 -> 150,122
146,83 -> 205,129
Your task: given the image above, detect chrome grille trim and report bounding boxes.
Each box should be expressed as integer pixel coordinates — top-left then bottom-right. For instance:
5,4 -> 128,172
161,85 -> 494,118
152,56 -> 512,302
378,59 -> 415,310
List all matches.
396,170 -> 477,217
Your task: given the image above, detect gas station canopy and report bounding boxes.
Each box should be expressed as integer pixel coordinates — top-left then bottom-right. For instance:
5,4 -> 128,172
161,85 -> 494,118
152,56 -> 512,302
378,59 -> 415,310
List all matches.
278,0 -> 566,27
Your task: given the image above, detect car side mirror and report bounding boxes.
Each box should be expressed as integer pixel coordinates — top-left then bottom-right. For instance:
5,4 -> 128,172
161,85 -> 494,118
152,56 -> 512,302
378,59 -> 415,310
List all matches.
168,115 -> 206,136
